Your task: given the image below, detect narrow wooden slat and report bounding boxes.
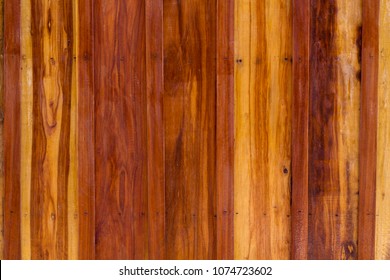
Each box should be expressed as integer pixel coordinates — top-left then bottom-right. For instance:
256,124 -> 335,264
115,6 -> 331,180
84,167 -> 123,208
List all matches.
216,0 -> 234,260
3,0 -> 21,260
376,0 -> 390,260
77,0 -> 95,260
20,0 -> 33,260
234,0 -> 292,259
0,0 -> 4,260
68,0 -> 79,260
94,0 -> 148,259
309,0 -> 361,259
164,0 -> 217,259
145,0 -> 165,260
359,0 -> 379,260
292,0 -> 310,260
30,0 -> 73,259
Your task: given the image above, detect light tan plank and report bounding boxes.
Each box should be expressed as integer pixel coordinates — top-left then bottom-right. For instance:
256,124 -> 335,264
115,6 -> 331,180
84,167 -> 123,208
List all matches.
234,0 -> 292,259
376,0 -> 390,260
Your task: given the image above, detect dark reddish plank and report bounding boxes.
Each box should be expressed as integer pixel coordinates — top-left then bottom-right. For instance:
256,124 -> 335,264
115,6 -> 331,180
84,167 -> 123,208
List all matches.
358,0 -> 379,260
145,0 -> 165,259
78,0 -> 95,260
3,0 -> 21,260
292,0 -> 310,260
94,0 -> 148,259
164,0 -> 217,259
216,0 -> 234,260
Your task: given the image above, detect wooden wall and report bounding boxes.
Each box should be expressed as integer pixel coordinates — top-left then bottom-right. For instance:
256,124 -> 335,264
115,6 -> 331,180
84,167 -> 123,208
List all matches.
0,0 -> 389,260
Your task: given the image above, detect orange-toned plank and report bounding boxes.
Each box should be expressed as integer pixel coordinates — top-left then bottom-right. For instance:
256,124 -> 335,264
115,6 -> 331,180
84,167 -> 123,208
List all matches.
376,0 -> 390,260
164,0 -> 217,259
0,0 -> 4,260
3,0 -> 21,260
234,0 -> 292,259
30,0 -> 74,259
358,0 -> 379,260
292,0 -> 310,260
216,0 -> 234,260
145,0 -> 165,260
77,0 -> 95,260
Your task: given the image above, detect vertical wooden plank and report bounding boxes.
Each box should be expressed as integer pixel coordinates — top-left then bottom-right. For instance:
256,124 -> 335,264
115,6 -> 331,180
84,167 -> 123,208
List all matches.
164,0 -> 217,259
292,0 -> 310,260
68,0 -> 79,260
234,0 -> 292,259
0,0 -> 3,260
30,0 -> 73,259
358,0 -> 379,260
216,0 -> 234,260
145,0 -> 165,260
77,0 -> 95,260
94,0 -> 148,259
309,0 -> 361,259
20,0 -> 33,260
3,0 -> 21,260
376,0 -> 390,260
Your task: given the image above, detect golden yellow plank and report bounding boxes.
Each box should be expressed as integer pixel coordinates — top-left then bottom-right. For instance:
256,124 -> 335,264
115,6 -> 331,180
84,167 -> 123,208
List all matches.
376,0 -> 390,260
234,0 -> 292,259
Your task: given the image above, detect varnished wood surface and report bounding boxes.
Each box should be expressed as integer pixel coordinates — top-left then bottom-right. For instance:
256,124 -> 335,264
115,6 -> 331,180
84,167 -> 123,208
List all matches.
309,0 -> 360,260
358,0 -> 379,260
234,0 -> 292,259
1,0 -> 389,260
376,0 -> 390,260
164,0 -> 217,260
292,0 -> 310,260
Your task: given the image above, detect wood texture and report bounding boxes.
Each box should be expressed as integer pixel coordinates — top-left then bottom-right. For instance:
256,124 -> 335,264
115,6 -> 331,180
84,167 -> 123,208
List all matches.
376,0 -> 390,260
216,0 -> 234,260
4,0 -> 21,260
358,0 -> 379,260
94,0 -> 148,259
309,0 -> 361,260
146,0 -> 165,260
77,0 -> 95,260
164,0 -> 217,259
292,0 -> 310,260
234,0 -> 292,259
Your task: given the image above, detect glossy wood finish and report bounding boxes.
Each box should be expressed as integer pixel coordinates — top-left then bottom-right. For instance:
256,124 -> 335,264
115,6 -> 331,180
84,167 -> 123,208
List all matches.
376,0 -> 390,260
309,0 -> 361,260
358,0 -> 379,260
234,0 -> 292,259
292,0 -> 310,260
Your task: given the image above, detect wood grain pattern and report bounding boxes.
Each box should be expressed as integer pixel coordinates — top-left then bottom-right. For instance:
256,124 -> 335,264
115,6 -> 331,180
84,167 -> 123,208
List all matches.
164,0 -> 217,259
77,0 -> 95,260
145,0 -> 165,260
3,0 -> 21,260
358,0 -> 379,260
20,0 -> 33,260
376,0 -> 390,260
234,0 -> 292,259
30,0 -> 74,259
309,0 -> 361,260
216,0 -> 234,260
0,0 -> 3,261
292,0 -> 310,260
94,0 -> 148,259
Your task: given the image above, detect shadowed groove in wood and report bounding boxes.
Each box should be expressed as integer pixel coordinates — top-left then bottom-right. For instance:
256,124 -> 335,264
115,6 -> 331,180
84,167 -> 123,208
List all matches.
309,0 -> 360,260
164,0 -> 217,259
376,0 -> 390,260
234,0 -> 292,259
30,0 -> 73,259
